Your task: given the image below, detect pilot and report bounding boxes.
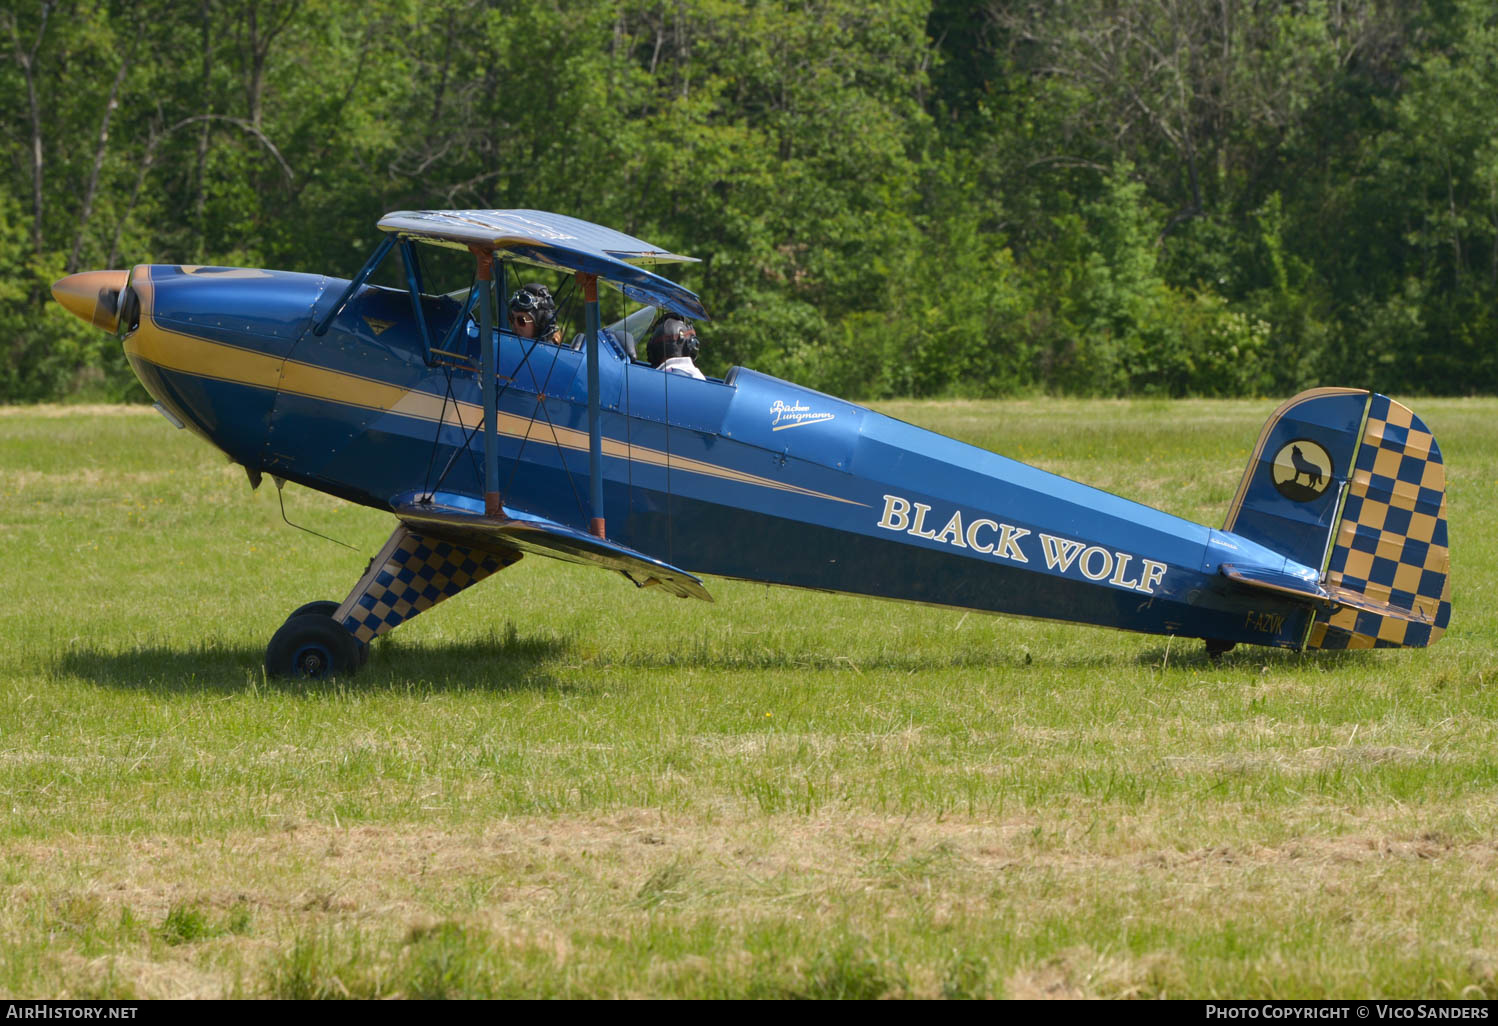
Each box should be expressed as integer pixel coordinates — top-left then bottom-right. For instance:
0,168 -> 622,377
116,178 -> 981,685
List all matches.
508,283 -> 561,344
646,317 -> 705,379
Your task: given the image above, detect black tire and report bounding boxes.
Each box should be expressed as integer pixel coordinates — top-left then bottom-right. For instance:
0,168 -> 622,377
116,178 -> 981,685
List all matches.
284,601 -> 369,668
266,613 -> 362,679
288,600 -> 340,620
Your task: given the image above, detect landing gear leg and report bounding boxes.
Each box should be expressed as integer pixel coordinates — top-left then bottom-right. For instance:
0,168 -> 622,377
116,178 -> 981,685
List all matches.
264,524 -> 520,679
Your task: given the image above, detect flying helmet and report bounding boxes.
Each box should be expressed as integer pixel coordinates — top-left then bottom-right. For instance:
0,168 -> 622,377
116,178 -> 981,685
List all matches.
647,317 -> 700,366
509,282 -> 557,337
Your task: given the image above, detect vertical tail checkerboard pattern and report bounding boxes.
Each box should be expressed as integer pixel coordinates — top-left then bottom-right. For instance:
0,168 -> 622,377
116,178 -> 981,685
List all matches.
1308,394 -> 1451,650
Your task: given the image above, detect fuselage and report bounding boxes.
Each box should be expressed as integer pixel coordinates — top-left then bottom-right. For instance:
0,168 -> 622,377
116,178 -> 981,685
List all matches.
118,263 -> 1316,649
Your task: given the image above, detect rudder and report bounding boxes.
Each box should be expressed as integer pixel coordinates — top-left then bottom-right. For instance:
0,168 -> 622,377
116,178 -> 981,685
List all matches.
1308,394 -> 1451,650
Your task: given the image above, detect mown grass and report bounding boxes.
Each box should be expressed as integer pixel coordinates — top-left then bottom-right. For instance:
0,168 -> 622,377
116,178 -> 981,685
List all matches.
1,397 -> 1495,998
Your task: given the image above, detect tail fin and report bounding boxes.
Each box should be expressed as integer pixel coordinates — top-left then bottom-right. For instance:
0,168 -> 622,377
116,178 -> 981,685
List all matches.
1225,390 -> 1451,650
1224,387 -> 1371,571
1308,393 -> 1451,649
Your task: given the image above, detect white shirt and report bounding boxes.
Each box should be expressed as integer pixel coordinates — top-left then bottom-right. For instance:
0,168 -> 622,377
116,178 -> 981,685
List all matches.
659,356 -> 705,380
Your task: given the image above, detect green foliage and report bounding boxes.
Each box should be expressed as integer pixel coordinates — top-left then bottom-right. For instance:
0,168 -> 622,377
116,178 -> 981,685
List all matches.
2,0 -> 1495,399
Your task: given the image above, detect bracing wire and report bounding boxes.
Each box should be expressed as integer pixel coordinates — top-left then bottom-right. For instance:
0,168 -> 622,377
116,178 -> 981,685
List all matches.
275,479 -> 359,550
421,279 -> 475,497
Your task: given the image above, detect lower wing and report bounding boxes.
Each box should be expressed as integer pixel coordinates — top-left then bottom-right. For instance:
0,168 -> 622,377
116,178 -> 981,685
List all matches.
391,491 -> 712,601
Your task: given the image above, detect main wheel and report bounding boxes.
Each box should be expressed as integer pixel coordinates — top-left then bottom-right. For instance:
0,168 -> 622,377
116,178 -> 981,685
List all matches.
266,613 -> 362,679
288,600 -> 340,619
281,601 -> 369,668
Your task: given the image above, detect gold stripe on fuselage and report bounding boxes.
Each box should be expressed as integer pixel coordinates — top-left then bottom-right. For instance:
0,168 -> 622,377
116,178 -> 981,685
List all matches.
125,279 -> 863,508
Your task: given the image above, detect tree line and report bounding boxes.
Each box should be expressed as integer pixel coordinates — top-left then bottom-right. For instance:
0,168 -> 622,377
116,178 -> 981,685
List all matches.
3,0 -> 1495,401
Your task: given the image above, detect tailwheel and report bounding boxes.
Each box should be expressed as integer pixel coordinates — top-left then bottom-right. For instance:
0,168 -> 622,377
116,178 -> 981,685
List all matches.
266,612 -> 363,679
1204,638 -> 1236,660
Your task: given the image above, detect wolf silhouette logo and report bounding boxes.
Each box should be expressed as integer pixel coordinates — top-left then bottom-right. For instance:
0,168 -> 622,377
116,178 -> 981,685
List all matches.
1290,445 -> 1322,488
1271,439 -> 1333,502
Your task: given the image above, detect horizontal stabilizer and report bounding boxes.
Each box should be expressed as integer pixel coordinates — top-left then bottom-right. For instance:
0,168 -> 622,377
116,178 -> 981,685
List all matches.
1218,562 -> 1330,603
392,493 -> 712,602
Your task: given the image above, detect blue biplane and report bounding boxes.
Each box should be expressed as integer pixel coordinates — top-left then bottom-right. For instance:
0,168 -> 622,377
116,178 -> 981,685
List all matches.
51,210 -> 1451,676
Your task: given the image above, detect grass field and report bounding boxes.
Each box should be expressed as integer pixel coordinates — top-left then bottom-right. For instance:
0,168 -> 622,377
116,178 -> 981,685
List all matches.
2,397 -> 1496,999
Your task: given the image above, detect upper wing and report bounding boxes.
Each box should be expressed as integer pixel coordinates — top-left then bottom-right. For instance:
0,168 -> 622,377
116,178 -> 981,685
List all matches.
377,209 -> 708,321
392,492 -> 712,602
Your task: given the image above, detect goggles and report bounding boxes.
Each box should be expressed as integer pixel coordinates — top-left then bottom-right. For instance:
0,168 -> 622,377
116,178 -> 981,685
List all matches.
509,289 -> 546,312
